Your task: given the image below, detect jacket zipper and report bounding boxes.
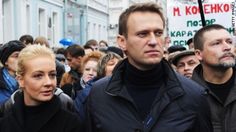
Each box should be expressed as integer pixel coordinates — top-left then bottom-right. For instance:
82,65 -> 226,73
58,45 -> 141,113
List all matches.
222,108 -> 226,132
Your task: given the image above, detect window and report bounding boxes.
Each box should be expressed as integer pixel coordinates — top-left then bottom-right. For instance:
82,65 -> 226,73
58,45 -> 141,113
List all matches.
38,8 -> 46,36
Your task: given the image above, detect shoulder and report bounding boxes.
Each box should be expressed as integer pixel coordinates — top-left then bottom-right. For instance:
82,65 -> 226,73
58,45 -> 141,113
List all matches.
90,77 -> 111,93
175,73 -> 208,109
52,105 -> 82,132
54,88 -> 76,112
177,73 -> 205,95
87,76 -> 112,103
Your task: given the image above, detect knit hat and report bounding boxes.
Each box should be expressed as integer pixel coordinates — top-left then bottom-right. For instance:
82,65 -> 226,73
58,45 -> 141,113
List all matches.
167,45 -> 186,54
0,40 -> 25,65
172,50 -> 195,66
107,46 -> 124,58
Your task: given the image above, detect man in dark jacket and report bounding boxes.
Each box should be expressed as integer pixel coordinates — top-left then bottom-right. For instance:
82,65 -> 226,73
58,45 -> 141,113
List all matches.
60,45 -> 85,99
86,2 -> 212,132
192,24 -> 236,132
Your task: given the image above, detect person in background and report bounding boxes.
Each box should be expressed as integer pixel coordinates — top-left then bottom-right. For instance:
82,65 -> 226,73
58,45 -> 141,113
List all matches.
107,46 -> 124,58
167,45 -> 187,70
186,38 -> 194,49
86,2 -> 212,132
167,45 -> 186,54
34,36 -> 50,47
84,39 -> 98,51
167,45 -> 186,62
97,52 -> 122,78
83,45 -> 94,55
73,51 -> 103,118
19,34 -> 34,46
172,50 -> 199,78
56,48 -> 70,72
98,40 -> 108,49
163,36 -> 171,59
0,44 -> 82,132
192,24 -> 236,132
79,51 -> 103,90
56,54 -> 71,72
60,45 -> 85,99
0,40 -> 25,104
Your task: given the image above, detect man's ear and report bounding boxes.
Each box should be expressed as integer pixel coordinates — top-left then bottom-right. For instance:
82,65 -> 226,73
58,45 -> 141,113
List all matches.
195,49 -> 203,61
117,35 -> 127,51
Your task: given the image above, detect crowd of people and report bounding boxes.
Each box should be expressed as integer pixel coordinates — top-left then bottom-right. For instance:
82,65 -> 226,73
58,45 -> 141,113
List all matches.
0,2 -> 235,132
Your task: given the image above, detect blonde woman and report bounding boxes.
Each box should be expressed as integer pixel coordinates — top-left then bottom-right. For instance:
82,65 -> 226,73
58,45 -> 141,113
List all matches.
0,45 -> 81,132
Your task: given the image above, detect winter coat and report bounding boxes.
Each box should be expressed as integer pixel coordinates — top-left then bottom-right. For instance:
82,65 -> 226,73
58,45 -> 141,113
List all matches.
192,64 -> 236,132
74,78 -> 99,122
60,70 -> 82,99
86,59 -> 213,132
0,92 -> 82,132
0,88 -> 75,117
0,68 -> 18,104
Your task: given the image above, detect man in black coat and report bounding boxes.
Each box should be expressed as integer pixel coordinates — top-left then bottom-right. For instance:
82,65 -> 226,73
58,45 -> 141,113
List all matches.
192,24 -> 236,132
85,2 -> 213,132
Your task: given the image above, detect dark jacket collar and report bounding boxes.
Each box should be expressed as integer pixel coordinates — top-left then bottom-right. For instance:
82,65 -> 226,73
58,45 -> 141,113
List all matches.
192,64 -> 236,106
0,67 -> 7,89
192,64 -> 208,89
105,58 -> 184,102
11,93 -> 61,130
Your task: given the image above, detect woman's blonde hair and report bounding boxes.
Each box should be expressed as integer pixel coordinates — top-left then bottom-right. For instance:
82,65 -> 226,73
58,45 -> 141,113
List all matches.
16,44 -> 55,76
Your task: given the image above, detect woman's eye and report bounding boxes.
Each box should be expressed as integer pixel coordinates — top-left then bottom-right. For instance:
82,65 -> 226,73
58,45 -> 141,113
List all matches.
49,73 -> 57,79
85,68 -> 90,71
33,74 -> 43,79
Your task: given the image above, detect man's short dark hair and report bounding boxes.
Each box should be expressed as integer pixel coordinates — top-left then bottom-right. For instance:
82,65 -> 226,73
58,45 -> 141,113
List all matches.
65,45 -> 85,58
118,2 -> 165,38
193,24 -> 227,50
19,34 -> 34,45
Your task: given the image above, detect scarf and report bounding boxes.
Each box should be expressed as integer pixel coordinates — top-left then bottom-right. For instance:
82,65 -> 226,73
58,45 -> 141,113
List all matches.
2,68 -> 18,93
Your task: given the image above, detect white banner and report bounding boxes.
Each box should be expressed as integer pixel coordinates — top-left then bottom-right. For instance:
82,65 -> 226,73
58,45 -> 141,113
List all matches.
167,1 -> 234,47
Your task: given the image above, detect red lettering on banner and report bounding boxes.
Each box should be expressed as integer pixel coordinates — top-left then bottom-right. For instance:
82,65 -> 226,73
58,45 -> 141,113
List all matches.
210,4 -> 216,13
185,3 -> 231,16
186,6 -> 191,15
203,4 -> 210,14
173,7 -> 181,16
192,6 -> 199,14
224,4 -> 230,12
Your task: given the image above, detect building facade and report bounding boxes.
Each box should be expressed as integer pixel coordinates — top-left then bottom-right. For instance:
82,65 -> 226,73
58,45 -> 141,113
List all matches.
86,0 -> 109,44
0,0 -> 168,47
65,0 -> 109,45
1,0 -> 64,47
